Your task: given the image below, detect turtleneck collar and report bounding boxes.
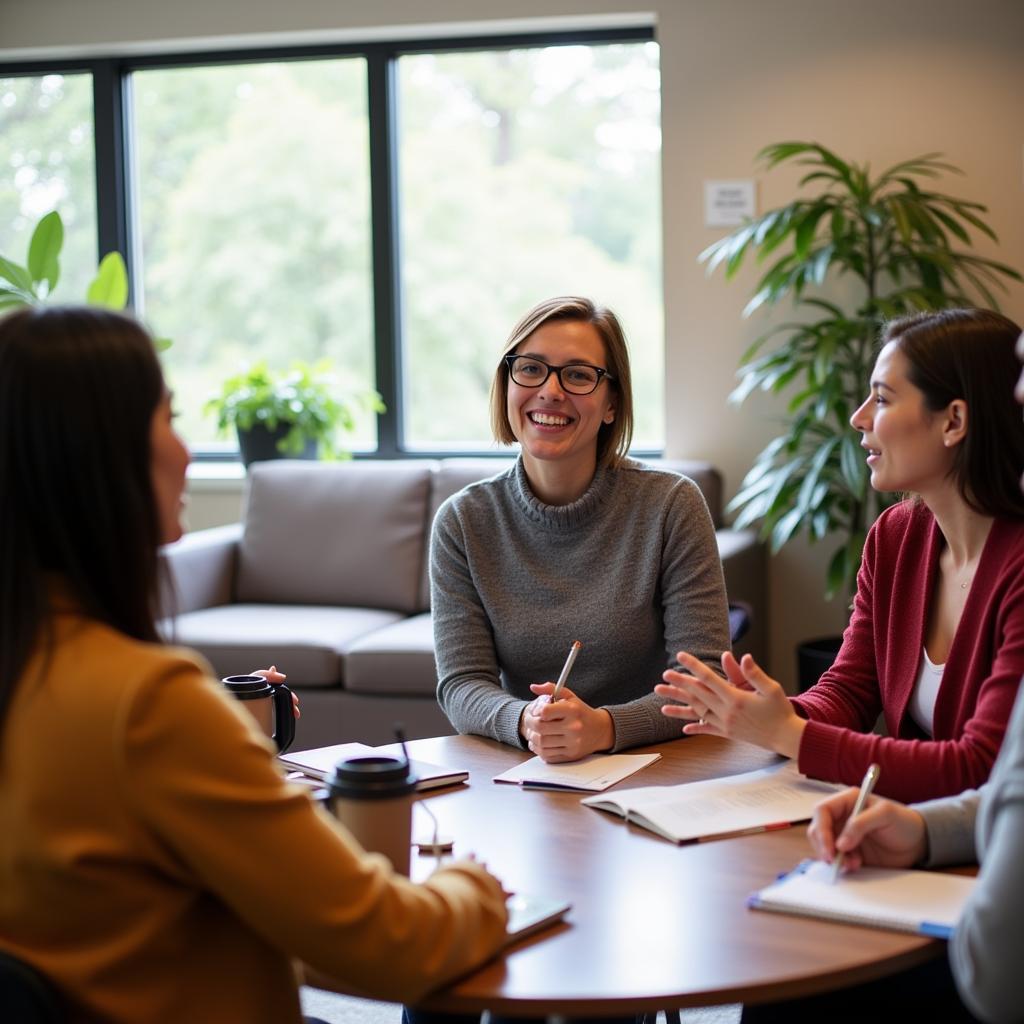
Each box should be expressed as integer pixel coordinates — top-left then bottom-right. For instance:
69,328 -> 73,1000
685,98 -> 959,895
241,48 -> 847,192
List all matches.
510,456 -> 615,530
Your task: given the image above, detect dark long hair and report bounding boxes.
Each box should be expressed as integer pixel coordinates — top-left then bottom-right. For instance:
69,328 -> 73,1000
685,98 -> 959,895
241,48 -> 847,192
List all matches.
883,308 -> 1024,519
0,306 -> 166,731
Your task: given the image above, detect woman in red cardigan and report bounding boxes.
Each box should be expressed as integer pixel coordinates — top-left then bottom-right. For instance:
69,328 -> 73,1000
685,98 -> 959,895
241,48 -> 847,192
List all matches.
657,308 -> 1024,802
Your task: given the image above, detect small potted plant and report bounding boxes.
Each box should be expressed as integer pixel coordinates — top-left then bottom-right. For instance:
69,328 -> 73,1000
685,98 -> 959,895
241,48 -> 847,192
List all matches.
206,360 -> 384,467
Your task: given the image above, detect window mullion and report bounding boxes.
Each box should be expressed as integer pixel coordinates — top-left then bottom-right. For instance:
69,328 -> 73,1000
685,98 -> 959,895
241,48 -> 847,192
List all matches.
366,48 -> 402,457
90,60 -> 131,298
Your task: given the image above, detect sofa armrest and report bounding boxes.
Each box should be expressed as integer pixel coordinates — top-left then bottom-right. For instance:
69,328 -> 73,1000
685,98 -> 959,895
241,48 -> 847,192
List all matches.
159,523 -> 242,615
716,528 -> 767,663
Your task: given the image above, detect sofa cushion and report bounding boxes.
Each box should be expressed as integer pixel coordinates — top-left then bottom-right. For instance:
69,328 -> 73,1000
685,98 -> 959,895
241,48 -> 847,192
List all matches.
166,604 -> 403,687
419,459 -> 516,609
236,460 -> 434,614
344,612 -> 439,697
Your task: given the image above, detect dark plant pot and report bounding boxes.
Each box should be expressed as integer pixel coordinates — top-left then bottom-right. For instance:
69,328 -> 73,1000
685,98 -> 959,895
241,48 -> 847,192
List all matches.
796,636 -> 843,694
236,424 -> 317,467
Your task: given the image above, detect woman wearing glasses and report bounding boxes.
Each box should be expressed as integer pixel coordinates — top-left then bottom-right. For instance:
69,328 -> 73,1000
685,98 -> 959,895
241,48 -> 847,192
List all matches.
430,295 -> 731,764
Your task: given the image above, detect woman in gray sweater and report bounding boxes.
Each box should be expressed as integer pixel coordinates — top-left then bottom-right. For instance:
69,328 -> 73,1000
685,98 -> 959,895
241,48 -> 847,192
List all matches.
430,296 -> 731,764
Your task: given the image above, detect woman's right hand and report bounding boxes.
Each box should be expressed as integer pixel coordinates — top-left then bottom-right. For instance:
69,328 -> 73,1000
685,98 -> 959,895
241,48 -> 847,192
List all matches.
518,684 -> 614,763
808,789 -> 929,873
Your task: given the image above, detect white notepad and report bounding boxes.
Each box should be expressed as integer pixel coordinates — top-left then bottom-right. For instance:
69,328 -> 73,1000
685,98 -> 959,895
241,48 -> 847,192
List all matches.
493,752 -> 661,792
749,858 -> 977,938
280,742 -> 469,792
582,760 -> 841,843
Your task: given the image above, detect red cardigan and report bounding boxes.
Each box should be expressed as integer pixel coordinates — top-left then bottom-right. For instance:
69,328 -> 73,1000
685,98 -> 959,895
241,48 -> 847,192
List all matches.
793,501 -> 1024,802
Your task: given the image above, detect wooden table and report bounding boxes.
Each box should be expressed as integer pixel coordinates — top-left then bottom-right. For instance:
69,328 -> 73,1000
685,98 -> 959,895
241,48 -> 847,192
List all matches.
335,734 -> 949,1018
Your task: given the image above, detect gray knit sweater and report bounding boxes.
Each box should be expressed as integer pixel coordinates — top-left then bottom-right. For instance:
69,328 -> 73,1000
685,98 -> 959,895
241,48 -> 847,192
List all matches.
429,457 -> 731,752
915,679 -> 1024,1023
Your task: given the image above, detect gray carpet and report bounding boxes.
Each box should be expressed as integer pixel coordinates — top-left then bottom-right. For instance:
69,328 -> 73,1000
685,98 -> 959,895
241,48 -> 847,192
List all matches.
300,988 -> 741,1023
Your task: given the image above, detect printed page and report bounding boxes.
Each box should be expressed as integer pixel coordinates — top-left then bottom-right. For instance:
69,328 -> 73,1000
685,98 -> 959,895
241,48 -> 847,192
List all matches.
753,859 -> 976,935
493,752 -> 661,791
583,761 -> 841,841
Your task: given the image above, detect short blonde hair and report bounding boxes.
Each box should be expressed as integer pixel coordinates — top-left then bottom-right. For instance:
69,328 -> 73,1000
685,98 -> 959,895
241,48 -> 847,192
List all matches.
489,296 -> 634,470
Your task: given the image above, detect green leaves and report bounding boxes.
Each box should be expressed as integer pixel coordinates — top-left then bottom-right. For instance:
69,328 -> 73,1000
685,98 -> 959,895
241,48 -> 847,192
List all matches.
27,211 -> 63,296
86,252 -> 129,308
702,141 -> 1021,600
205,360 -> 385,460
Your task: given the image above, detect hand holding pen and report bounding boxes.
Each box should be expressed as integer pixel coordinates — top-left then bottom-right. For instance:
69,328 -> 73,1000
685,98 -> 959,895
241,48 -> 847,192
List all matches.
808,769 -> 930,876
829,763 -> 880,882
520,641 -> 614,762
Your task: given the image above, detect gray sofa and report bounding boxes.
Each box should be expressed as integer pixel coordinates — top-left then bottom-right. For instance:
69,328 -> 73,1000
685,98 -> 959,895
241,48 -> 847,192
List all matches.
161,458 -> 765,748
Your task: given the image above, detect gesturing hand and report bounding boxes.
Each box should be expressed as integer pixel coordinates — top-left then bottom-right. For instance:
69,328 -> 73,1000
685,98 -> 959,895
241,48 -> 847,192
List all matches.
655,650 -> 806,758
808,789 -> 928,874
519,683 -> 614,763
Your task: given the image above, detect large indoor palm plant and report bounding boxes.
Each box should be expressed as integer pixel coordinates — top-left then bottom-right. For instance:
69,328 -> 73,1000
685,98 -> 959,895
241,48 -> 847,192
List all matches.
702,141 -> 1021,600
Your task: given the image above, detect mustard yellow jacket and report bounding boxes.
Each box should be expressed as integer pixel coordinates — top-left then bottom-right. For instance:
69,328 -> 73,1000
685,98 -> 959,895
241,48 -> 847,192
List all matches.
0,608 -> 507,1023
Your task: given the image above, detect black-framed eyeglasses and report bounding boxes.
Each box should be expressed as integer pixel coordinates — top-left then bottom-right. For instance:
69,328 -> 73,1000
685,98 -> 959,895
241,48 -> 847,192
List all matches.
503,354 -> 615,396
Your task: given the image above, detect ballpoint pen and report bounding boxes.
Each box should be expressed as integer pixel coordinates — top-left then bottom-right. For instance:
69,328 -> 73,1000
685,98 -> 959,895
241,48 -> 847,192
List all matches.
830,762 -> 881,883
549,640 -> 582,702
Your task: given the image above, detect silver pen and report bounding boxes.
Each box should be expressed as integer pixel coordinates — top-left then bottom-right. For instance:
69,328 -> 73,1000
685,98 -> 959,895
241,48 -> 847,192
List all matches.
830,762 -> 881,883
550,641 -> 582,702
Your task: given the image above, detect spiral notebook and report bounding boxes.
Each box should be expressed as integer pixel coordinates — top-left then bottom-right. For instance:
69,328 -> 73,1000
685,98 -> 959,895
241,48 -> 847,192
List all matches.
748,858 -> 977,938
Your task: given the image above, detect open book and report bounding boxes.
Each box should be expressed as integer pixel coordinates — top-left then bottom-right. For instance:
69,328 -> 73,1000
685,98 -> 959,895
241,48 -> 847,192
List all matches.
749,858 -> 976,938
280,742 -> 469,792
493,752 -> 661,792
581,760 -> 841,842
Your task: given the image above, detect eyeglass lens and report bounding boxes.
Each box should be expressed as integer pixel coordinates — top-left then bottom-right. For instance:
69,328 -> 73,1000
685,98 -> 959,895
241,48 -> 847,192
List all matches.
509,357 -> 601,394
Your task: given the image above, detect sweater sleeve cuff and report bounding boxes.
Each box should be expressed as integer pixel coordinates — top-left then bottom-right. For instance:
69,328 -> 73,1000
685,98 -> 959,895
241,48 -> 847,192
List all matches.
913,791 -> 980,867
795,718 -> 840,776
494,699 -> 531,750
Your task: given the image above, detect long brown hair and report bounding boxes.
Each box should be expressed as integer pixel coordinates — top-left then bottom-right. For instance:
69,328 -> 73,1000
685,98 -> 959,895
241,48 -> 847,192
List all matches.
882,308 -> 1024,520
0,306 -> 166,732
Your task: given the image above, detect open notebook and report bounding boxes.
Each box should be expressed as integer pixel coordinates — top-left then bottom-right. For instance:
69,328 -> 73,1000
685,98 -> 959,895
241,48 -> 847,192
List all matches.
581,760 -> 841,843
493,752 -> 661,792
280,742 -> 469,792
749,858 -> 977,938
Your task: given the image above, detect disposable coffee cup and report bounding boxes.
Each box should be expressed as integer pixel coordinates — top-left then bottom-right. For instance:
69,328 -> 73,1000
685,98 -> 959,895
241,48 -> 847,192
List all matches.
221,674 -> 296,754
327,756 -> 417,876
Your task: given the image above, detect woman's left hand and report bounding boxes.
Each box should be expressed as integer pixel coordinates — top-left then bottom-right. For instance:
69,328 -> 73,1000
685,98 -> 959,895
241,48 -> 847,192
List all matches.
253,665 -> 300,719
521,683 -> 615,763
654,651 -> 805,758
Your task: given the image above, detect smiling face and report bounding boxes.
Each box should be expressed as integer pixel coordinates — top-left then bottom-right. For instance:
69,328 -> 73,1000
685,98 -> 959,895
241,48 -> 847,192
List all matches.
506,319 -> 617,487
150,392 -> 191,544
850,340 -> 961,497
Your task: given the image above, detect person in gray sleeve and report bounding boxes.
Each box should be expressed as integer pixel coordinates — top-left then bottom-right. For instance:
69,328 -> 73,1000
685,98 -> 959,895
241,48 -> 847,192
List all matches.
800,680 -> 1023,1023
430,295 -> 731,764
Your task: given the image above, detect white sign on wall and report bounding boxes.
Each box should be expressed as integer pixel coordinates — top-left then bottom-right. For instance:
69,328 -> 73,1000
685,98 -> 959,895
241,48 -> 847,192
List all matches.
704,180 -> 756,227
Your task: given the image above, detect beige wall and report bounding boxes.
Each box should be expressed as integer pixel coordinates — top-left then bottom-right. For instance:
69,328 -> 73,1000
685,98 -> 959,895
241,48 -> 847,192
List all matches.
5,0 -> 1023,683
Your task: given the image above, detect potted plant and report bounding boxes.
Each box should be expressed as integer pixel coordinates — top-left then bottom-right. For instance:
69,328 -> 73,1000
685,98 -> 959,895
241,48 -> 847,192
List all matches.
700,142 -> 1021,686
0,210 -> 172,350
206,360 -> 384,467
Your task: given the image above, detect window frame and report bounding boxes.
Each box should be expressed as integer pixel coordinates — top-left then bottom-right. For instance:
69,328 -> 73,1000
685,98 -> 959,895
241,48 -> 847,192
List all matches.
0,26 -> 659,461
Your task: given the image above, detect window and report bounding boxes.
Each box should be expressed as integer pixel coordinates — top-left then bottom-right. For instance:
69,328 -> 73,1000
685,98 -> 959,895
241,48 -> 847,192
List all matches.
0,73 -> 97,300
0,28 -> 662,458
131,59 -> 374,449
398,42 -> 662,449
